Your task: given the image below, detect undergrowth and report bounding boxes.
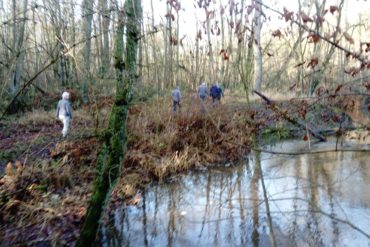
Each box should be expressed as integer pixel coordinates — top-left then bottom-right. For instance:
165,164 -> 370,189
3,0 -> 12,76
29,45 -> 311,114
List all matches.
1,88 -> 366,246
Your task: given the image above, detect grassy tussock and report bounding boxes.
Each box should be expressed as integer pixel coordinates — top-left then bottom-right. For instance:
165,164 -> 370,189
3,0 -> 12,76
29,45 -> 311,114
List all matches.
123,93 -> 253,181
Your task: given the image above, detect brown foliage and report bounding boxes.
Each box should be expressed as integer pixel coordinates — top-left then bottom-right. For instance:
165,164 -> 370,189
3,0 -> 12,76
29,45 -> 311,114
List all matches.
272,29 -> 282,38
329,5 -> 338,15
122,95 -> 254,181
307,57 -> 319,68
308,33 -> 320,43
283,7 -> 294,22
300,12 -> 313,23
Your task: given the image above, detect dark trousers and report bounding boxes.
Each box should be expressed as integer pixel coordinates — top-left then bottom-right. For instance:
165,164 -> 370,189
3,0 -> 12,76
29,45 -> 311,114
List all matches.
173,100 -> 180,112
212,96 -> 221,103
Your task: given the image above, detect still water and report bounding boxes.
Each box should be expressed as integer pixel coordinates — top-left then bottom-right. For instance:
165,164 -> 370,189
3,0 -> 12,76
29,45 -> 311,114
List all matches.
104,140 -> 370,247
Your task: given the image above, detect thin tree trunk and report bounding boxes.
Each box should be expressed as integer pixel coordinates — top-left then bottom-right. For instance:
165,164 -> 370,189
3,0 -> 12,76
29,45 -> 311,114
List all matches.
81,0 -> 94,102
195,13 -> 200,88
308,0 -> 326,96
168,4 -> 173,88
70,1 -> 78,85
205,5 -> 214,83
150,0 -> 159,90
75,0 -> 142,244
11,0 -> 28,96
175,9 -> 180,85
298,0 -> 304,95
219,0 -> 225,86
224,1 -> 234,88
253,0 -> 263,92
99,0 -> 110,77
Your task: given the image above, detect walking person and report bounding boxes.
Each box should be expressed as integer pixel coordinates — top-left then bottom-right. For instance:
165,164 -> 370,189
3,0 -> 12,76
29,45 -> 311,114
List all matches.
171,85 -> 181,112
198,82 -> 209,101
210,83 -> 223,105
56,91 -> 73,138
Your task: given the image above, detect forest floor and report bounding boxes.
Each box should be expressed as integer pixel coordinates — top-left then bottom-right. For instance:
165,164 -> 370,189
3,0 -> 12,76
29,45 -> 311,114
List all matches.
0,89 -> 369,246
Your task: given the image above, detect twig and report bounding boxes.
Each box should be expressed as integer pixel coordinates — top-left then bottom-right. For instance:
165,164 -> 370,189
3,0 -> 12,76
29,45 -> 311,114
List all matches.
255,0 -> 369,65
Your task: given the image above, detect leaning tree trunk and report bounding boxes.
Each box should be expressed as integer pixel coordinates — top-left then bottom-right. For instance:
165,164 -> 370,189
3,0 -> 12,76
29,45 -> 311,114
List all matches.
75,0 -> 142,245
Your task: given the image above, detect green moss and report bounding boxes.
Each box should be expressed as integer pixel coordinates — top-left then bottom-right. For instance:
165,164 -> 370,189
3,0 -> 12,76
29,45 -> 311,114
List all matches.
261,124 -> 290,143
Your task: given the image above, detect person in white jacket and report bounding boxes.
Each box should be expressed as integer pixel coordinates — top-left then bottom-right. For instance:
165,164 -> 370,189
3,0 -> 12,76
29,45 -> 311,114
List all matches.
56,92 -> 73,138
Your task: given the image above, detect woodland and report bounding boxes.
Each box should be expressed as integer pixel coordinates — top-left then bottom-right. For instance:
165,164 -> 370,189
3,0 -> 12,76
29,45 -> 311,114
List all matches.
0,0 -> 369,246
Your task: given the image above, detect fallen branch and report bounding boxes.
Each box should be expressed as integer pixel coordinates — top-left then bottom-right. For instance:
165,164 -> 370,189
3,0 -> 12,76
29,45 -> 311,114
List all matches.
253,90 -> 327,142
253,147 -> 370,155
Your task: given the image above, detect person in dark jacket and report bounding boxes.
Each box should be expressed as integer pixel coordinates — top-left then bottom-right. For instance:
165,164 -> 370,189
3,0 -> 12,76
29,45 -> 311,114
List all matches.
210,83 -> 223,104
56,92 -> 73,137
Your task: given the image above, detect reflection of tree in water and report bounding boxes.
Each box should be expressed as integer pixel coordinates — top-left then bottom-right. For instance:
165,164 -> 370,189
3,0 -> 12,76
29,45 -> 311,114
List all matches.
213,172 -> 224,247
197,172 -> 211,243
320,162 -> 339,247
142,189 -> 148,247
306,157 -> 324,246
251,154 -> 260,247
104,145 -> 370,246
287,154 -> 302,245
167,186 -> 175,247
237,161 -> 247,246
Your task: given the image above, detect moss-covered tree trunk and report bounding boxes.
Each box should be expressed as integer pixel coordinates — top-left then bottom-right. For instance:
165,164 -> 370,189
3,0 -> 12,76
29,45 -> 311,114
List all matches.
75,0 -> 142,245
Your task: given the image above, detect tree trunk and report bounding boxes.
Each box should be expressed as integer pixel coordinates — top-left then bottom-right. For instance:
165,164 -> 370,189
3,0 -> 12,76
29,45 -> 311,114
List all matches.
253,0 -> 263,92
308,0 -> 326,96
219,0 -> 225,86
150,0 -> 159,90
75,0 -> 142,244
100,0 -> 111,77
70,1 -> 79,85
195,13 -> 200,88
205,5 -> 214,83
81,0 -> 94,102
10,0 -> 28,95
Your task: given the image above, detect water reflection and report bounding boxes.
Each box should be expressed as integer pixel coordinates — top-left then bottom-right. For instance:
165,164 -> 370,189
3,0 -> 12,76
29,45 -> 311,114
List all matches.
104,140 -> 370,247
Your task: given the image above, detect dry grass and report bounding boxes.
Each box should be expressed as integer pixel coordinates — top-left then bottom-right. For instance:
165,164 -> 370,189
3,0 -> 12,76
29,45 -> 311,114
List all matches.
122,93 -> 254,182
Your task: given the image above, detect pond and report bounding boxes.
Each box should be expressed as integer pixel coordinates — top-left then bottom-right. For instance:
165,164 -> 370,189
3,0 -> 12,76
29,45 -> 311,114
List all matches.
103,140 -> 370,247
